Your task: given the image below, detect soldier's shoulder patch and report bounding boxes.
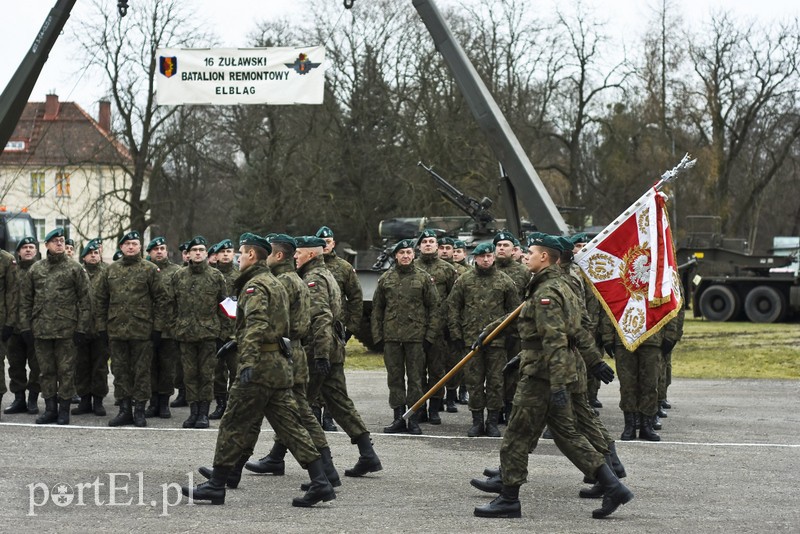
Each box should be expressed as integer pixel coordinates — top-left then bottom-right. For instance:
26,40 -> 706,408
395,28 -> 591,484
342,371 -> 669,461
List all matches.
12,260 -> 16,265
246,287 -> 255,294
308,281 -> 317,288
540,298 -> 551,305
156,268 -> 161,273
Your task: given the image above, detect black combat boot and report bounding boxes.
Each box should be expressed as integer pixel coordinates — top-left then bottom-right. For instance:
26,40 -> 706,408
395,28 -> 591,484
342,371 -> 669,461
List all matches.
383,406 -> 407,434
321,408 -> 338,431
483,466 -> 500,478
590,397 -> 603,408
144,393 -> 159,417
591,464 -> 634,518
195,401 -> 210,429
199,456 -> 248,489
181,466 -> 229,505
208,395 -> 226,420
56,398 -> 71,425
170,388 -> 187,408
542,426 -> 553,439
133,400 -> 147,427
312,405 -> 322,425
428,398 -> 442,425
108,398 -> 133,427
485,410 -> 501,438
292,458 -> 336,507
245,442 -> 287,474
71,394 -> 93,415
474,484 -> 521,518
653,414 -> 662,430
27,390 -> 40,414
470,473 -> 502,494
71,394 -> 80,404
36,396 -> 58,424
301,446 -> 342,491
182,402 -> 199,428
158,394 -> 171,419
502,400 -> 513,426
620,412 -> 636,441
467,410 -> 485,437
418,402 -> 429,423
608,442 -> 626,479
458,385 -> 469,404
445,389 -> 458,413
92,395 -> 106,416
407,411 -> 422,435
661,399 -> 672,410
4,391 -> 27,414
344,433 -> 383,477
638,413 -> 661,441
579,455 -> 614,499
657,406 -> 668,418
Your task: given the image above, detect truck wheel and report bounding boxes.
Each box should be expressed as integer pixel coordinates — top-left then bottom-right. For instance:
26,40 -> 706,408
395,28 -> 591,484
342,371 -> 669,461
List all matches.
698,285 -> 740,322
744,286 -> 786,323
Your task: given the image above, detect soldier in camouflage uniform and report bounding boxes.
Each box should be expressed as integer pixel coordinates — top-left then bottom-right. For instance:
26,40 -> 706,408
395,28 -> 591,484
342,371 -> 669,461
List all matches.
20,228 -> 91,426
71,239 -> 110,417
447,242 -> 518,437
413,229 -> 456,425
171,236 -> 228,429
473,235 -> 633,520
4,237 -> 39,416
144,237 -> 181,418
181,233 -> 334,508
0,247 -> 18,420
372,239 -> 440,435
656,306 -> 685,427
170,241 -> 192,408
296,236 -> 382,477
210,239 -> 239,420
453,240 -> 469,269
439,237 -> 467,276
451,239 -> 471,405
96,231 -> 168,428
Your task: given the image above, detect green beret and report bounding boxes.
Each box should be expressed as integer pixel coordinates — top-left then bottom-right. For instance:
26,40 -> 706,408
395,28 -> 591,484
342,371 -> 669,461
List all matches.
178,241 -> 189,252
315,226 -> 334,239
16,236 -> 37,252
92,237 -> 103,245
511,236 -> 520,247
269,233 -> 297,251
557,237 -> 573,252
217,239 -> 234,250
146,236 -> 166,252
493,231 -> 515,245
453,240 -> 467,250
207,243 -> 220,255
471,242 -> 495,256
570,232 -> 590,245
45,227 -> 65,243
525,232 -> 547,248
186,236 -> 208,250
118,230 -> 141,247
113,250 -> 123,261
294,236 -> 326,249
418,229 -> 437,240
65,238 -> 75,247
392,239 -> 415,254
528,234 -> 564,252
81,239 -> 101,258
239,232 -> 272,253
438,236 -> 455,246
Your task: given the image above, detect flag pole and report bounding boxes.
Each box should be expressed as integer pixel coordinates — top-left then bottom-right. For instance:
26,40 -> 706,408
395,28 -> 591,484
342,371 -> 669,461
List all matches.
653,153 -> 696,192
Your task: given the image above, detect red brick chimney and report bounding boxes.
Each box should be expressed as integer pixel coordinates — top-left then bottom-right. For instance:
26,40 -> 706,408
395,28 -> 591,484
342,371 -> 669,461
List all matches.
44,93 -> 60,120
98,100 -> 111,132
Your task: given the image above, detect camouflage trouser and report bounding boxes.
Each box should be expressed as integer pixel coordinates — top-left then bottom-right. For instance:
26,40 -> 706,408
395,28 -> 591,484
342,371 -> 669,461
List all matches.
109,339 -> 153,402
587,375 -> 600,401
445,339 -> 465,390
74,336 -> 109,397
503,335 -> 521,402
212,348 -> 237,397
616,343 -> 661,416
465,345 -> 505,411
173,357 -> 184,390
6,334 -> 39,393
35,338 -> 77,400
422,337 -> 447,400
307,362 -> 369,442
148,338 -> 178,396
213,379 -> 320,469
383,341 -> 425,409
569,352 -> 612,453
500,375 -> 605,487
658,349 -> 673,402
274,380 -> 328,450
180,340 -> 216,403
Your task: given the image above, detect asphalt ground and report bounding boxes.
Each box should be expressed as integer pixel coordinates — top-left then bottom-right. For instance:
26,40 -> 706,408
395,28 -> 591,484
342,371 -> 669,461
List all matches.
1,369 -> 798,533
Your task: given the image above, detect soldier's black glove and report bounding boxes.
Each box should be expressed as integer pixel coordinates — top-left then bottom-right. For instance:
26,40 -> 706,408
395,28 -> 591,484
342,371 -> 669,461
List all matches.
1,325 -> 13,343
151,330 -> 162,349
423,339 -> 433,352
314,358 -> 331,376
98,331 -> 109,345
550,387 -> 568,408
239,366 -> 253,386
470,329 -> 490,352
590,361 -> 615,384
21,330 -> 34,347
603,343 -> 616,358
217,339 -> 237,359
73,331 -> 88,347
502,355 -> 521,375
661,339 -> 676,354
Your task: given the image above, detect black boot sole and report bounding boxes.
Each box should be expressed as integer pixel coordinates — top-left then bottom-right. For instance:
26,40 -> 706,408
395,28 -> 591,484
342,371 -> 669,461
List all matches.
291,489 -> 336,507
592,488 -> 634,518
181,486 -> 224,505
344,460 -> 383,477
244,462 -> 285,475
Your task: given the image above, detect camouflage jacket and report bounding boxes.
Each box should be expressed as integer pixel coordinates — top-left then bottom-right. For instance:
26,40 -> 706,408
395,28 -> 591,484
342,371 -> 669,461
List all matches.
298,256 -> 344,364
0,250 -> 18,330
371,262 -> 439,345
559,262 -> 605,376
496,256 -> 531,300
233,261 -> 292,389
271,260 -> 311,384
215,261 -> 239,340
82,261 -> 109,336
170,261 -> 227,342
95,254 -> 168,340
414,253 -> 457,303
323,252 -> 363,335
20,252 -> 91,339
445,257 -> 469,277
663,306 -> 686,344
447,264 -> 519,348
151,258 -> 181,339
11,258 -> 34,332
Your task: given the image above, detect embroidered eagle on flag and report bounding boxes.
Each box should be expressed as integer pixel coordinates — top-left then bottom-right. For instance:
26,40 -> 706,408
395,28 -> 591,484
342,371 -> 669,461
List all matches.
575,187 -> 682,351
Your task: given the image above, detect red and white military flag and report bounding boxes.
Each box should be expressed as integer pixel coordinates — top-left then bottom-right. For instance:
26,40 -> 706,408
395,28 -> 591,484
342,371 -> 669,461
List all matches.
574,187 -> 682,351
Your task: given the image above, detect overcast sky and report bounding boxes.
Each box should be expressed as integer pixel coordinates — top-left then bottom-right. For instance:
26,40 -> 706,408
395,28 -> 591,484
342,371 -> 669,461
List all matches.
1,0 -> 797,115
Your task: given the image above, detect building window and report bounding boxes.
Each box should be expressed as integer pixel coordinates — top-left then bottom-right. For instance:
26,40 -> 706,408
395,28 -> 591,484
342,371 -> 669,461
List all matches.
56,172 -> 71,197
31,172 -> 45,197
55,218 -> 71,238
32,218 -> 46,242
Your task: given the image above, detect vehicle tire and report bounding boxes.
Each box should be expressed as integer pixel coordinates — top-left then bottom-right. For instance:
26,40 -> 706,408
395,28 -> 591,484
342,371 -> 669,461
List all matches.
743,285 -> 786,323
698,285 -> 740,322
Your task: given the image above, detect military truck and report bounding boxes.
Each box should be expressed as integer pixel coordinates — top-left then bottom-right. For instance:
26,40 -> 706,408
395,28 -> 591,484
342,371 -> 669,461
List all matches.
0,208 -> 37,253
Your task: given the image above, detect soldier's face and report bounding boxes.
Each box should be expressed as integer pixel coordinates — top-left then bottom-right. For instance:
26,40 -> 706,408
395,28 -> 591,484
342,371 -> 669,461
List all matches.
18,243 -> 37,261
526,245 -> 548,273
419,237 -> 437,254
182,250 -> 190,262
294,248 -> 316,269
573,242 -> 585,254
218,248 -> 234,263
474,252 -> 494,269
208,253 -> 218,264
84,249 -> 101,265
322,237 -> 336,255
189,245 -> 207,263
438,244 -> 453,260
46,237 -> 65,254
65,244 -> 75,257
512,246 -> 522,260
453,248 -> 466,262
122,240 -> 141,257
395,248 -> 414,266
150,244 -> 168,261
495,240 -> 513,258
238,246 -> 255,270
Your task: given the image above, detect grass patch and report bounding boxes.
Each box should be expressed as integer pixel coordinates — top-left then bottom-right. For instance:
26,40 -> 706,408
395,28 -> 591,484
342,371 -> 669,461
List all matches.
345,317 -> 800,379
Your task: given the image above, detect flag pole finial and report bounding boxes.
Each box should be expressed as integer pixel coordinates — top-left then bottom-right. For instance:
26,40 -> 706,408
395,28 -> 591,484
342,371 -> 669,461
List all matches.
655,153 -> 696,191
